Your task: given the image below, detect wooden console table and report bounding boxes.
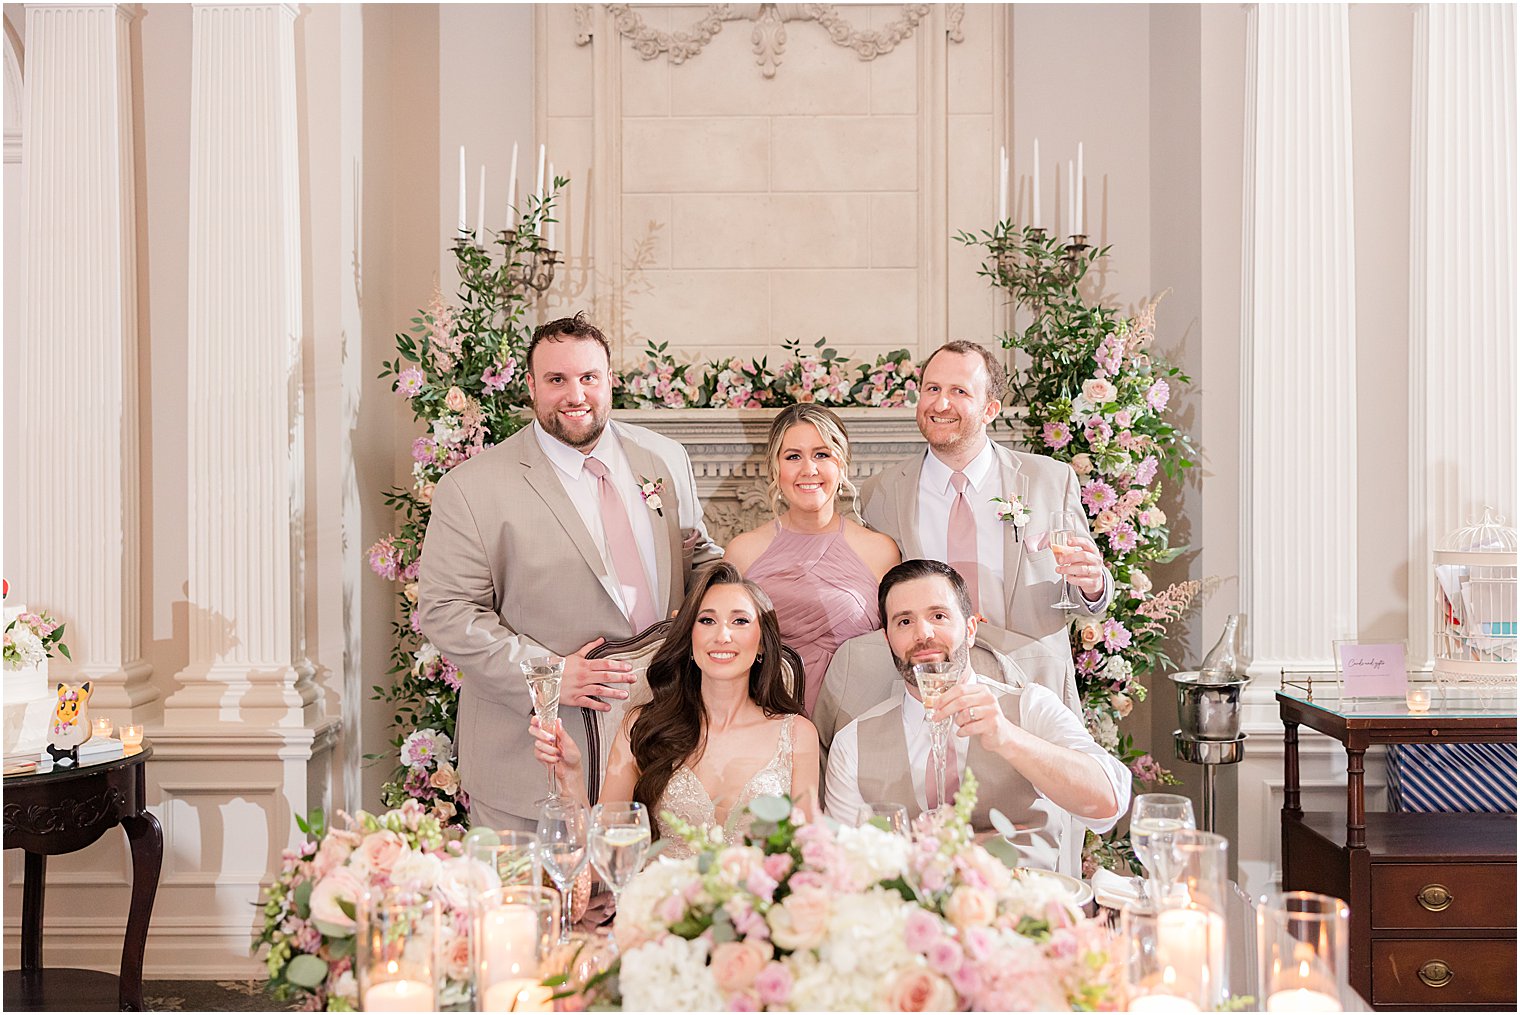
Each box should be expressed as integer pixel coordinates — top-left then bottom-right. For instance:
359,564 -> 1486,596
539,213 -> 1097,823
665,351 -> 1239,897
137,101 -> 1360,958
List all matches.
1277,689 -> 1516,1011
3,743 -> 162,1011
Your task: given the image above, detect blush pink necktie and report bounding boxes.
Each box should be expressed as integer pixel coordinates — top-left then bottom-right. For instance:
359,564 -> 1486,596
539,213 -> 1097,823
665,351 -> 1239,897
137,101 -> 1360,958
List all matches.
924,740 -> 962,811
583,456 -> 659,634
946,471 -> 980,614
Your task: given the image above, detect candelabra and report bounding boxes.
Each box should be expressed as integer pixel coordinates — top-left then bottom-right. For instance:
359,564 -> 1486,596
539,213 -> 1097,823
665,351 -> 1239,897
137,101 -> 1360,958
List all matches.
989,226 -> 1092,286
453,229 -> 561,296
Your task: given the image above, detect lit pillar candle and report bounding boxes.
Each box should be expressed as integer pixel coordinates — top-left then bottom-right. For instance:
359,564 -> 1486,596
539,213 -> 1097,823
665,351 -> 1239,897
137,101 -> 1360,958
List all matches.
1127,996 -> 1201,1014
480,904 -> 538,977
476,164 -> 487,242
998,145 -> 1008,223
457,145 -> 467,236
1265,988 -> 1342,1011
505,141 -> 519,229
1155,909 -> 1223,1003
364,978 -> 434,1012
482,979 -> 553,1012
1032,137 -> 1041,229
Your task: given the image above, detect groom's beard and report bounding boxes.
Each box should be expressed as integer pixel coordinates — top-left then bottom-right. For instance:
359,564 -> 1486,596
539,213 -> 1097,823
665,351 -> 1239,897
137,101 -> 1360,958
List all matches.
892,633 -> 972,685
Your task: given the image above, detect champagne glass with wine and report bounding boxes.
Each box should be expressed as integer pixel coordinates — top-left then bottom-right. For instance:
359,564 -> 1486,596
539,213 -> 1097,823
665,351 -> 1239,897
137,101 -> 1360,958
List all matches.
536,798 -> 589,945
589,802 -> 651,913
912,660 -> 961,811
1049,509 -> 1082,610
1130,793 -> 1197,905
522,655 -> 565,806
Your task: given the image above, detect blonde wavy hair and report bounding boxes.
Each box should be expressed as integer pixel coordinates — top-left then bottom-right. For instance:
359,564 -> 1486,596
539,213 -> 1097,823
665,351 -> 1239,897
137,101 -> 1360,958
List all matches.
764,403 -> 861,519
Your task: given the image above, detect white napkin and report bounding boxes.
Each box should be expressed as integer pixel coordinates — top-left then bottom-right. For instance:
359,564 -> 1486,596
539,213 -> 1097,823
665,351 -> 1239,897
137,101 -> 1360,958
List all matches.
1091,867 -> 1144,909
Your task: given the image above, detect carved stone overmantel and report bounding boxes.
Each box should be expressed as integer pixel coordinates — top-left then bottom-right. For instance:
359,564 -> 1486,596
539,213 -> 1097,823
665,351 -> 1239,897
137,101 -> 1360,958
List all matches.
575,3 -> 964,78
614,407 -> 1027,543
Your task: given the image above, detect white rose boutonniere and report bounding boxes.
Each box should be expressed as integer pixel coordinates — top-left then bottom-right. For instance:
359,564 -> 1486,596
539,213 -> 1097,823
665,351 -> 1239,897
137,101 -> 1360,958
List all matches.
639,476 -> 666,516
990,496 -> 1031,540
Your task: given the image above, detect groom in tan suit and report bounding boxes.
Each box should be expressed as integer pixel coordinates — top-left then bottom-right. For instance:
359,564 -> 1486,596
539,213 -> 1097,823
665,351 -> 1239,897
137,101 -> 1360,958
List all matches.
859,340 -> 1112,715
418,313 -> 720,831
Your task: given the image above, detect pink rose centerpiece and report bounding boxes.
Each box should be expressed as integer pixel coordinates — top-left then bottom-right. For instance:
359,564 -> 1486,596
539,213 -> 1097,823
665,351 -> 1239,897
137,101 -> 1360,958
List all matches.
594,776 -> 1121,1011
254,801 -> 494,1011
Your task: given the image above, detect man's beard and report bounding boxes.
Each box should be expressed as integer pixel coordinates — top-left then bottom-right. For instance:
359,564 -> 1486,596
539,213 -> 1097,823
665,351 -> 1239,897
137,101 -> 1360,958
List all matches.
892,633 -> 972,684
537,402 -> 609,450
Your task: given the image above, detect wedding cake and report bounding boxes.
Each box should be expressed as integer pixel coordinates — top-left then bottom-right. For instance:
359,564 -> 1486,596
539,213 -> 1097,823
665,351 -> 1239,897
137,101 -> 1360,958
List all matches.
4,604 -> 56,758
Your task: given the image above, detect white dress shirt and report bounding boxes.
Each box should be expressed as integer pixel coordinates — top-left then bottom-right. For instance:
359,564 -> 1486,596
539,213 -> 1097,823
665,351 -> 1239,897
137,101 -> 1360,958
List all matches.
533,420 -> 660,624
917,442 -> 1010,627
824,675 -> 1130,832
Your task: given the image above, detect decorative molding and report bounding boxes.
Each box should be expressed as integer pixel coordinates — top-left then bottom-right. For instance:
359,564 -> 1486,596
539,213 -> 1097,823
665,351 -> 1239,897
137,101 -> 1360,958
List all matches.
14,3 -> 154,713
574,3 -> 962,78
2,787 -> 128,838
170,3 -> 316,726
1407,3 -> 1518,665
1240,3 -> 1358,677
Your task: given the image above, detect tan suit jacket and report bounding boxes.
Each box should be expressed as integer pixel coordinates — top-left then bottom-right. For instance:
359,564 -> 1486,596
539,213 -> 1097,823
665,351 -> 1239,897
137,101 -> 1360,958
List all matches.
860,440 -> 1111,714
417,421 -> 720,823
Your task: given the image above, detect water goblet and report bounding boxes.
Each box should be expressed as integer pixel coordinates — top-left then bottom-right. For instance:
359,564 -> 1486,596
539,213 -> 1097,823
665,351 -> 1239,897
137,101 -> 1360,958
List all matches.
536,799 -> 589,945
1130,793 -> 1197,906
522,655 -> 565,806
589,802 -> 651,912
912,660 -> 961,811
1049,509 -> 1083,610
858,802 -> 910,837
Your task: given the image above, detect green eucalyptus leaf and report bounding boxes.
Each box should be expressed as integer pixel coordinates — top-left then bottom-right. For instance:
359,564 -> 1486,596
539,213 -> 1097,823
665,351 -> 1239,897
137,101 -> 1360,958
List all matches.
983,835 -> 1022,869
748,795 -> 791,824
988,808 -> 1018,839
292,879 -> 313,919
283,953 -> 329,989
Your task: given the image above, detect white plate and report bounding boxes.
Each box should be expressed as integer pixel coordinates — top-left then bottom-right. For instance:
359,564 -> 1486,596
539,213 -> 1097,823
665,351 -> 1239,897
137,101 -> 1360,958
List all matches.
1017,868 -> 1095,908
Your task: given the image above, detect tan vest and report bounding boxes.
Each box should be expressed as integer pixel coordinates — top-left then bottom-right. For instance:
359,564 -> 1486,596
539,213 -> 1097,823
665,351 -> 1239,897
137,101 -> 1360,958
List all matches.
856,683 -> 1062,871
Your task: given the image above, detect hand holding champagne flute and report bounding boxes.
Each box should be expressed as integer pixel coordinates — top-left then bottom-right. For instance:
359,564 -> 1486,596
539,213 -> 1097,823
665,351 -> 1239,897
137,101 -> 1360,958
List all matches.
522,655 -> 566,805
913,661 -> 960,811
1048,510 -> 1082,610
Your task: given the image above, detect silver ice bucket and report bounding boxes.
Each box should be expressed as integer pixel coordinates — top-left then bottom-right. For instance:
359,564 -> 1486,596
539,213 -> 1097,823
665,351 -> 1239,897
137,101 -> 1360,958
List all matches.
1169,670 -> 1250,741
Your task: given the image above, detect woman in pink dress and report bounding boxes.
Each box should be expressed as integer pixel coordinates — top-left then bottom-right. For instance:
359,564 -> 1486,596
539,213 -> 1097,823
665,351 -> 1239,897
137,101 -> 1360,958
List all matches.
725,404 -> 900,716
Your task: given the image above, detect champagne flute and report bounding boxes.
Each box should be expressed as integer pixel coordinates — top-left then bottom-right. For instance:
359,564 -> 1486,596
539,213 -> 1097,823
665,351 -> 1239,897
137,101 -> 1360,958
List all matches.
1049,509 -> 1082,610
589,802 -> 651,912
522,655 -> 565,806
536,799 -> 590,945
912,661 -> 961,812
858,802 -> 910,837
1130,793 -> 1197,906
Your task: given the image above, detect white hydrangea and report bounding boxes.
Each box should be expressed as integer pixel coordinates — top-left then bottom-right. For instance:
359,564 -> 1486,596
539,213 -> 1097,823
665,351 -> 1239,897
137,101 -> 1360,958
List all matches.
5,624 -> 45,670
792,888 -> 916,1010
614,854 -> 699,937
618,934 -> 724,1012
1087,710 -> 1120,753
1102,654 -> 1133,684
834,822 -> 911,886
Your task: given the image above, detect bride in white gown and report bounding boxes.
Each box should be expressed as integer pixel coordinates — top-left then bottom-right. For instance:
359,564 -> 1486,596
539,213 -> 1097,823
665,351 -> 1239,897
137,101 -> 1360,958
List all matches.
531,561 -> 821,856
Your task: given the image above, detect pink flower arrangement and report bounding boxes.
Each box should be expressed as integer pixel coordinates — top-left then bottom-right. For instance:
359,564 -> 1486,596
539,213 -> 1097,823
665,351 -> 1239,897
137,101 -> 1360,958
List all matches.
254,803 -> 486,1010
1042,421 -> 1074,449
599,778 -> 1120,1011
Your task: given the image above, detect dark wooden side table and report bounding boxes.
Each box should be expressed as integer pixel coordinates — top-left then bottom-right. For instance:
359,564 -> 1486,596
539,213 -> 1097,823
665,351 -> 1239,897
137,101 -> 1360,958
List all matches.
3,742 -> 162,1012
1277,689 -> 1516,1011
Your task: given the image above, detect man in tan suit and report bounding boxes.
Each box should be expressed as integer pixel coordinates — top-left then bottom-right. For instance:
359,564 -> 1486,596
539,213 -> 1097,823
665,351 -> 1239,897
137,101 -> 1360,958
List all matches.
418,314 -> 720,831
823,560 -> 1128,871
860,340 -> 1112,714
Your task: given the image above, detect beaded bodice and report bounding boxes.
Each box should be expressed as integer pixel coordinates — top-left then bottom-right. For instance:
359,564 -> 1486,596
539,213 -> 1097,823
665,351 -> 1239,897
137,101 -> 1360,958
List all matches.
656,716 -> 795,858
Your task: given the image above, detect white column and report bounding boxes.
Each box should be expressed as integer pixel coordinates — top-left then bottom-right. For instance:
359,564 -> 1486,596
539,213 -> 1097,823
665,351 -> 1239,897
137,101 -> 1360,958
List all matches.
14,4 -> 154,712
1241,3 -> 1359,675
1233,4 -> 1362,897
167,2 -> 315,726
1407,3 -> 1518,664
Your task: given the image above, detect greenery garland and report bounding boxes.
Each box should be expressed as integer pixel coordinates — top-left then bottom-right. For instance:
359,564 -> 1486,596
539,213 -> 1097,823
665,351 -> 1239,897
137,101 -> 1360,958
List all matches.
958,224 -> 1201,872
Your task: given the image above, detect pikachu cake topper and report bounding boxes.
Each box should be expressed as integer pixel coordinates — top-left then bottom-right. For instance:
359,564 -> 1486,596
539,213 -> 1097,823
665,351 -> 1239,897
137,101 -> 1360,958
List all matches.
46,680 -> 93,768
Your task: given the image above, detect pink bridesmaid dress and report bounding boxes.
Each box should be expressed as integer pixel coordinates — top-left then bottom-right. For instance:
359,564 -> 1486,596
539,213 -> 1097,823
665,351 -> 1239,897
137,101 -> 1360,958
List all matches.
747,518 -> 882,716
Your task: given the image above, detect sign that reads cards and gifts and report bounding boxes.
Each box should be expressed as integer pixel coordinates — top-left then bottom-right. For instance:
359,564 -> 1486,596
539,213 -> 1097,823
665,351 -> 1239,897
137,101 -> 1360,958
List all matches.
1338,642 -> 1408,697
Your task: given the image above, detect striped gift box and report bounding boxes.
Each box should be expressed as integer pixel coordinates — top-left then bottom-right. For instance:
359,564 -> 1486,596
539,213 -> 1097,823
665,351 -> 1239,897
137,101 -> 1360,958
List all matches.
1385,742 -> 1518,813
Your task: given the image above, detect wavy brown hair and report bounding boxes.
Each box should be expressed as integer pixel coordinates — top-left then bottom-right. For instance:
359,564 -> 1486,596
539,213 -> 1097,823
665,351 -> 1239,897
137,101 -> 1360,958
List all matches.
628,561 -> 801,814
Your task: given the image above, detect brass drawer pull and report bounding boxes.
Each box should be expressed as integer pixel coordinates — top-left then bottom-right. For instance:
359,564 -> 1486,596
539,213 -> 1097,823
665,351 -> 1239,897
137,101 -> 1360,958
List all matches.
1417,884 -> 1454,912
1418,959 -> 1453,988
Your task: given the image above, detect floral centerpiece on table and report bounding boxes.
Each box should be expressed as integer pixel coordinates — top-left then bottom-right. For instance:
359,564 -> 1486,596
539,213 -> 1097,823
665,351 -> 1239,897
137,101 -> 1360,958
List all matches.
960,225 -> 1201,872
3,609 -> 71,670
254,801 -> 495,1011
594,774 -> 1120,1011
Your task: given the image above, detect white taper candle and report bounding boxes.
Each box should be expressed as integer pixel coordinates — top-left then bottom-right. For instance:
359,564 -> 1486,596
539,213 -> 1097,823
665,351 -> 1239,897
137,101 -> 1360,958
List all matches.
505,142 -> 518,229
999,145 -> 1008,223
476,164 -> 486,242
1033,138 -> 1041,229
457,145 -> 466,235
545,162 -> 556,247
1076,141 -> 1085,233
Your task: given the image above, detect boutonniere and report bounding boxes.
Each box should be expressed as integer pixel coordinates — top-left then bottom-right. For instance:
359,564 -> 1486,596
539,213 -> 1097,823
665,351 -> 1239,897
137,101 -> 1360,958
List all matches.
991,496 -> 1031,540
638,476 -> 666,516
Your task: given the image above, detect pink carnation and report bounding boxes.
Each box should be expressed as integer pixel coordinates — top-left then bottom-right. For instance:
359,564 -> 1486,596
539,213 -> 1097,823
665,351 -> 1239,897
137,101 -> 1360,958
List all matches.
1147,378 -> 1170,410
1084,417 -> 1113,445
367,538 -> 401,581
1134,456 -> 1159,487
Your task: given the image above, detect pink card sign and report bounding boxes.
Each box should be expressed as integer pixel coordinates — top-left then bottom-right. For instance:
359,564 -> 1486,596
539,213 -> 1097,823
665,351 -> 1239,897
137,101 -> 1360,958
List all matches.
1338,642 -> 1407,697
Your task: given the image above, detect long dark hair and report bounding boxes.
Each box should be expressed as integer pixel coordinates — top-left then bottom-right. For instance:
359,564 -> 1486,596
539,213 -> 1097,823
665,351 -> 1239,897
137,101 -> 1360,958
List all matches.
629,561 -> 801,814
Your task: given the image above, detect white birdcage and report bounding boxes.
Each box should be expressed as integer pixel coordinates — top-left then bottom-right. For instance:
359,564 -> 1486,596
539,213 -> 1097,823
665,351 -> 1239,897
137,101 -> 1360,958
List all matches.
1433,507 -> 1518,688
